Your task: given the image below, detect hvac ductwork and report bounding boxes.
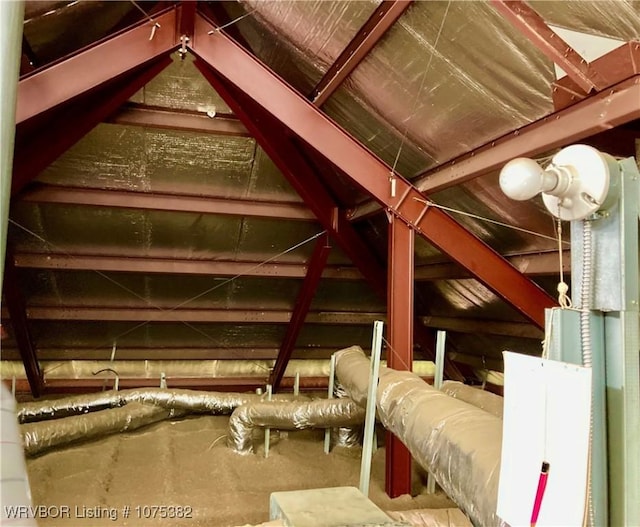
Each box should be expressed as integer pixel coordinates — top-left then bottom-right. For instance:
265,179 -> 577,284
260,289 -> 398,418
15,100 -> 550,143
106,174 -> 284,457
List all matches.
18,389 -> 308,456
22,403 -> 178,457
17,388 -> 291,423
441,381 -> 503,419
228,398 -> 365,454
335,347 -> 502,527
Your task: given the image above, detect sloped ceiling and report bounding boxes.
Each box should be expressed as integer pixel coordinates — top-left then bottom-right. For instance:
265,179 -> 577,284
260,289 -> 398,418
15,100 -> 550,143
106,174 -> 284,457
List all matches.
3,0 -> 639,395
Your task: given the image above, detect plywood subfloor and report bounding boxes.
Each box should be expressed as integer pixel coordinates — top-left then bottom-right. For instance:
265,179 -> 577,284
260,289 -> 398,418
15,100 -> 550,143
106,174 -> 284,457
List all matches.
27,415 -> 455,526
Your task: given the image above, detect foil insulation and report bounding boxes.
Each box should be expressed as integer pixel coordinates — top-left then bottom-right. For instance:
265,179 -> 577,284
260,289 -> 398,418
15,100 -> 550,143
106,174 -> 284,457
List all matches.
227,398 -> 365,455
21,403 -> 175,457
440,381 -> 503,419
335,347 -> 502,527
331,425 -> 362,450
17,389 -> 279,423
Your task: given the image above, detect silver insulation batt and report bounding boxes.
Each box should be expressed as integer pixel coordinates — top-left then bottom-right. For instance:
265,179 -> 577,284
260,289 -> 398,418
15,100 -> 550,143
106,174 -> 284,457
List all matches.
17,389 -> 292,423
335,347 -> 502,527
21,403 -> 177,457
228,398 -> 365,454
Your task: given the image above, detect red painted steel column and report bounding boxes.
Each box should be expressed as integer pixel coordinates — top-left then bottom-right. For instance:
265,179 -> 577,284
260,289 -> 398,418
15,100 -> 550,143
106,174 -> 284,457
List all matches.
3,251 -> 42,396
270,233 -> 331,392
385,214 -> 413,497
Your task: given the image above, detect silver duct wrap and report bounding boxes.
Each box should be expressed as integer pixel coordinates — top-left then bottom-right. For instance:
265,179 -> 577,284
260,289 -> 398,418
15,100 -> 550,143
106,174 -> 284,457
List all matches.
17,389 -> 287,423
21,403 -> 177,457
228,398 -> 366,454
331,425 -> 362,449
335,347 -> 502,527
440,381 -> 503,419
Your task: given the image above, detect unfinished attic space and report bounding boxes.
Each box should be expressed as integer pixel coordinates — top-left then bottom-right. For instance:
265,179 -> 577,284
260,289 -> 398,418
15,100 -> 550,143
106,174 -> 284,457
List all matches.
1,1 -> 640,526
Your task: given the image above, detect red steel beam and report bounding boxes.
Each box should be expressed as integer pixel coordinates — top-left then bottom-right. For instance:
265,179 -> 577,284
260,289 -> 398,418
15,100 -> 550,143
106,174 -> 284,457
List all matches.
12,250 -> 570,280
412,77 -> 640,194
13,253 -> 361,280
270,233 -> 332,391
21,186 -> 314,221
2,253 -> 42,397
195,59 -> 462,379
190,17 -> 557,329
21,306 -> 382,324
178,1 -> 197,38
385,215 -> 414,497
387,217 -> 414,371
16,9 -> 178,124
107,103 -> 249,136
2,346 -> 341,361
12,55 -> 173,197
194,61 -> 388,300
552,41 -> 640,110
489,1 -> 606,94
6,376 -> 330,395
310,0 -> 413,107
414,250 -> 571,280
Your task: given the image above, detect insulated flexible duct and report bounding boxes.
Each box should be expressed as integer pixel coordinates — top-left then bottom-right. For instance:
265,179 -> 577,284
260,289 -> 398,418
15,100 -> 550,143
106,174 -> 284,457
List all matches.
17,389 -> 293,423
335,347 -> 502,527
228,398 -> 365,454
440,381 -> 503,419
21,403 -> 177,457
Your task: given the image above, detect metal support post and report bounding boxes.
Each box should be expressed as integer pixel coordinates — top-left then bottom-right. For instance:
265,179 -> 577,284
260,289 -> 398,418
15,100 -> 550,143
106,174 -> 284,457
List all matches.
427,330 -> 447,493
385,215 -> 414,497
264,384 -> 272,458
324,353 -> 336,454
359,321 -> 384,497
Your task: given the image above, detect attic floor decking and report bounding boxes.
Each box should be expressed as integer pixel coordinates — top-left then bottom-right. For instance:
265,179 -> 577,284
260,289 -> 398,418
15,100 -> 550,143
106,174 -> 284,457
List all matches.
26,416 -> 455,526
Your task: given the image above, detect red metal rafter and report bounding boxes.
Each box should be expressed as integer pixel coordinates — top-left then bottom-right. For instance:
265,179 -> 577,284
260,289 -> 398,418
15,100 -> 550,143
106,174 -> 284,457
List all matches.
489,0 -> 606,94
552,41 -> 640,110
178,1 -> 197,38
194,61 -> 388,300
2,346 -> 342,362
352,62 -> 640,221
12,55 -> 173,197
12,253 -> 361,280
190,16 -> 557,329
17,9 -> 178,124
270,234 -> 332,391
412,77 -> 640,194
21,186 -> 314,221
194,63 -> 464,379
12,250 -> 569,281
6,376 -> 330,395
108,103 -> 249,136
385,215 -> 414,497
3,252 -> 42,397
20,307 -> 381,324
310,0 -> 413,107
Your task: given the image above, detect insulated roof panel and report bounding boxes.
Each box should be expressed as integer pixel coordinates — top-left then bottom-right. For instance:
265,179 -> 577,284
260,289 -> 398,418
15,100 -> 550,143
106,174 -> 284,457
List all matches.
37,124 -> 258,198
324,0 -> 555,177
234,0 -> 378,95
